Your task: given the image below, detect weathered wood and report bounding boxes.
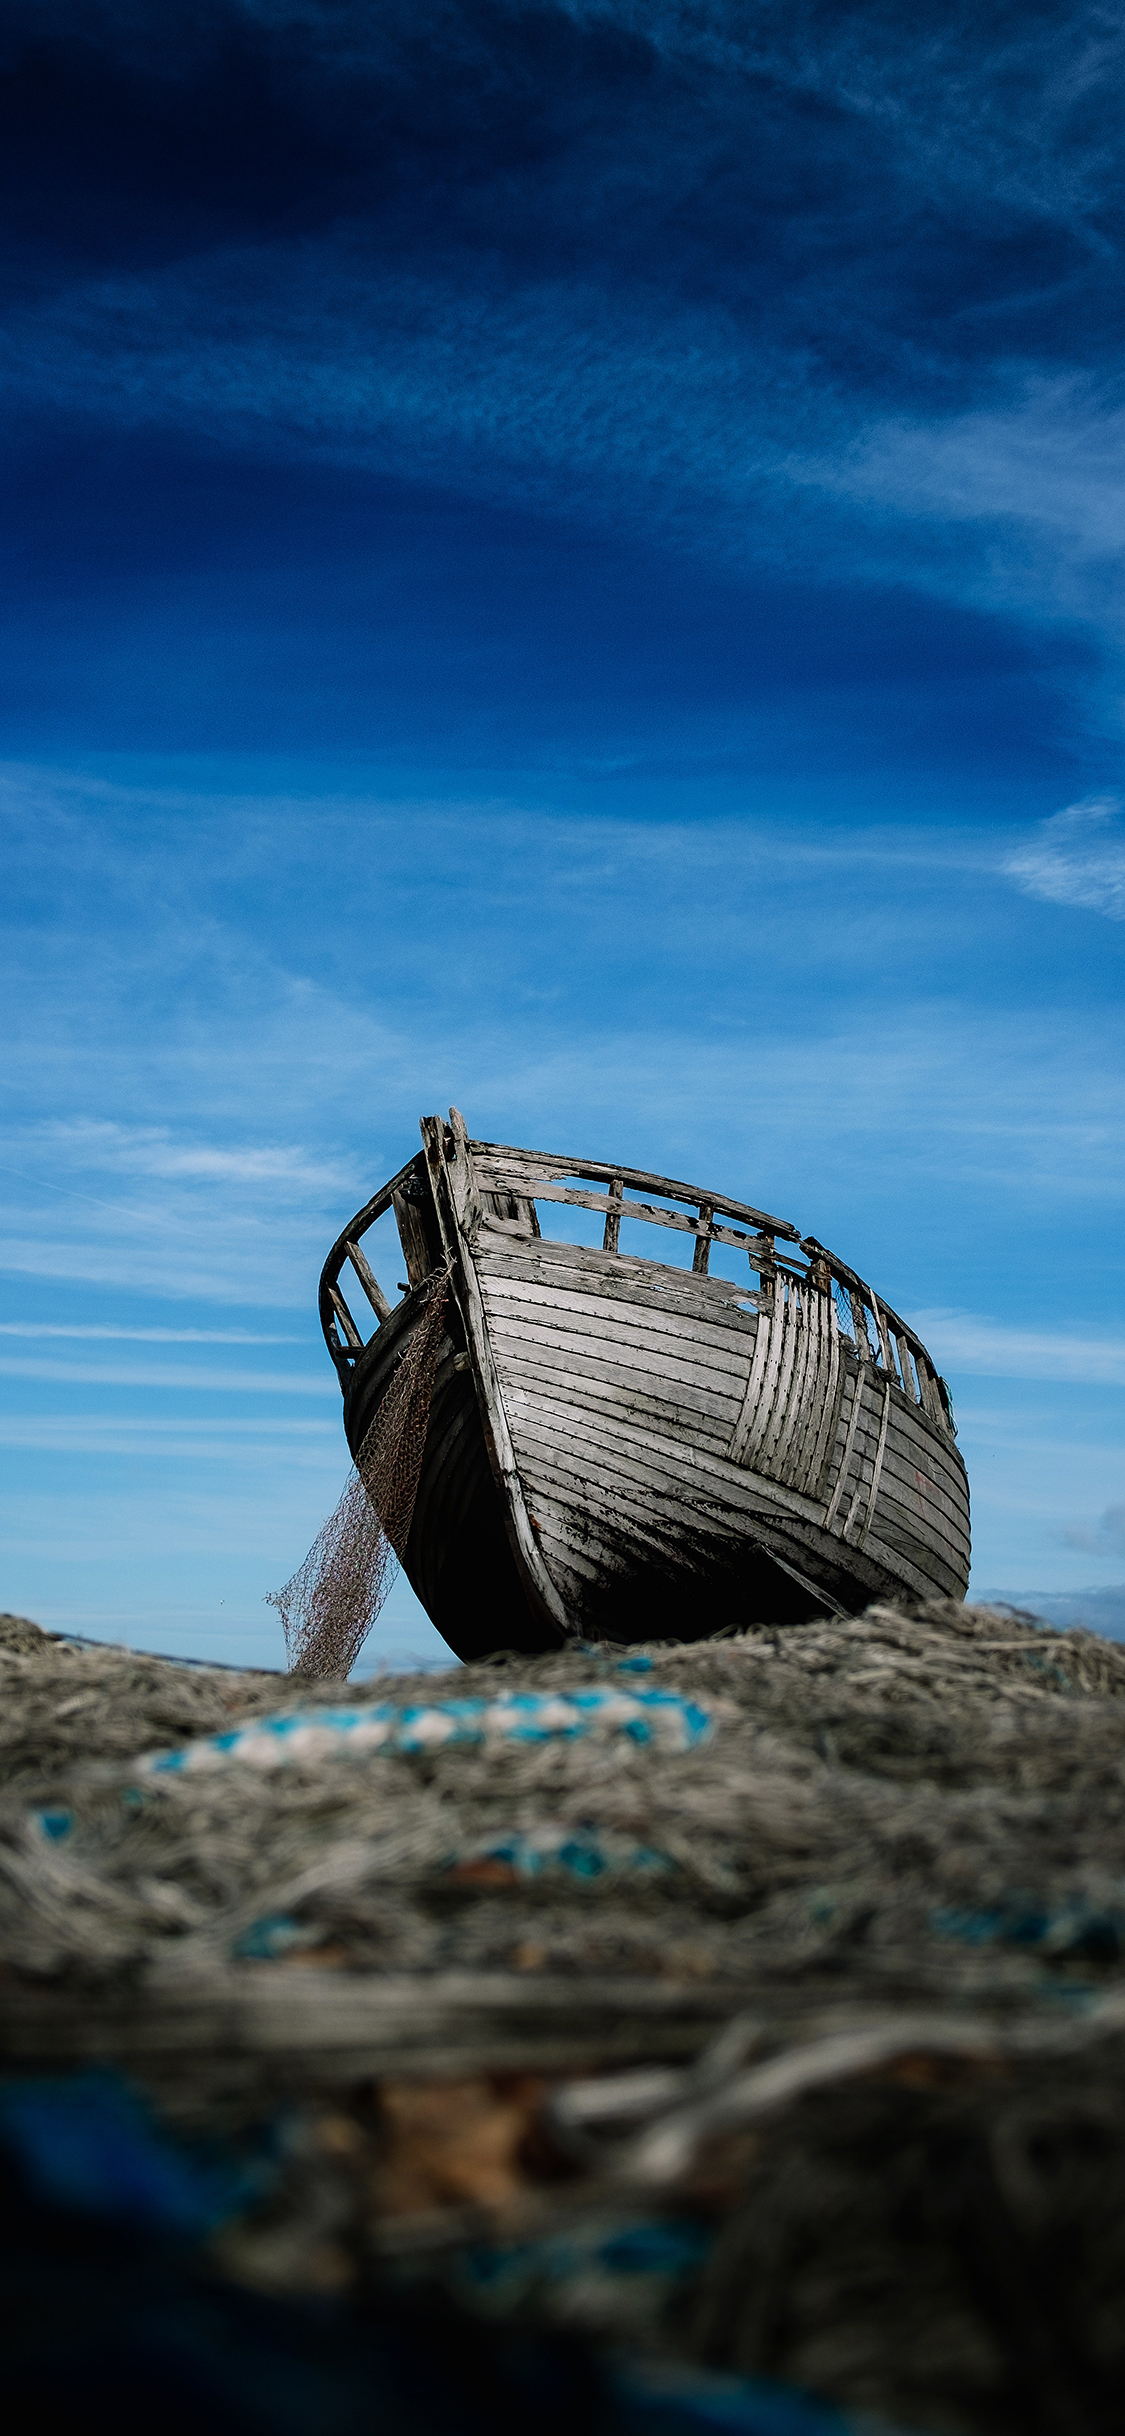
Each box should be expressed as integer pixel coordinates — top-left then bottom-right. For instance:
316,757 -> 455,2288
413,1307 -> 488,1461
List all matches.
321,1112 -> 969,1648
507,1380 -> 842,1536
526,1178 -> 785,1257
327,1279 -> 365,1353
469,1142 -> 802,1240
848,1379 -> 892,1546
480,1283 -> 756,1387
824,1369 -> 866,1532
488,1321 -> 748,1426
345,1237 -> 391,1322
392,1188 -> 433,1288
426,1114 -> 571,1643
478,1229 -> 762,1320
480,1264 -> 760,1351
893,1330 -> 918,1402
603,1173 -> 624,1255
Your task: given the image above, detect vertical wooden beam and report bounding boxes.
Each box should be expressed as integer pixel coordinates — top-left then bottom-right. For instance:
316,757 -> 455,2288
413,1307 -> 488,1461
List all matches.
870,1294 -> 895,1375
602,1175 -> 623,1255
692,1200 -> 714,1275
894,1331 -> 918,1402
849,1292 -> 872,1360
750,1233 -> 776,1304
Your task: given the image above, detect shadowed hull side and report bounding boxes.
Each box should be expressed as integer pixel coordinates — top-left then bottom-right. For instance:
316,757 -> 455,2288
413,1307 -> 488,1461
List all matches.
341,1299 -> 543,1661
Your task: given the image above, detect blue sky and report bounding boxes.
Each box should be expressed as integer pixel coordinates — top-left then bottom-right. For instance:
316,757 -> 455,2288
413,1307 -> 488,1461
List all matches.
1,2 -> 1123,1663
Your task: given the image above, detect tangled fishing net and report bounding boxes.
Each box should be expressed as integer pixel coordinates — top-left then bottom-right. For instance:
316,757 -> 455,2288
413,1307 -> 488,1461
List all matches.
6,1596 -> 1125,2433
266,1274 -> 450,1679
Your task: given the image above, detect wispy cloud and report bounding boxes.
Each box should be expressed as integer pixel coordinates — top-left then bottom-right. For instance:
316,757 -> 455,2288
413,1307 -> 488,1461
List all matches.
0,1412 -> 341,1460
1004,796 -> 1125,920
0,1322 -> 300,1342
0,1355 -> 336,1394
909,1312 -> 1125,1387
36,1120 -> 352,1191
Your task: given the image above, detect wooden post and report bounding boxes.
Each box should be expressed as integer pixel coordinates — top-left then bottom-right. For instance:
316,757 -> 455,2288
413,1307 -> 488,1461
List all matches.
692,1200 -> 714,1275
602,1175 -> 624,1255
849,1292 -> 872,1359
750,1233 -> 776,1305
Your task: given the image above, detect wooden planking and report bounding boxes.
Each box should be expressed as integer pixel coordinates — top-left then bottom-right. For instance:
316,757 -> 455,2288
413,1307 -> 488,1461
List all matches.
478,1225 -> 764,1311
874,1439 -> 970,1550
867,1473 -> 969,1573
847,1378 -> 892,1545
528,1473 -> 696,1581
854,1396 -> 969,1527
484,1307 -> 750,1419
517,1434 -> 758,1578
490,1270 -> 969,1579
483,1309 -> 752,1419
525,1484 -> 678,1597
824,1366 -> 866,1530
823,1376 -> 966,1570
518,1421 -> 881,1611
494,1341 -> 743,1452
803,1299 -> 845,1498
875,1428 -> 971,1545
727,1279 -> 842,1501
505,1380 -> 837,1543
871,1500 -> 969,1578
478,1261 -> 760,1361
780,1289 -> 832,1492
873,1457 -> 968,1555
891,1393 -> 970,1497
481,1280 -> 756,1390
507,1382 -> 770,1521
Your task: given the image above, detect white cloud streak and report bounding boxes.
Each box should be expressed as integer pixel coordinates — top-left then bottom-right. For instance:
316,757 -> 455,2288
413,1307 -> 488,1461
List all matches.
910,1311 -> 1125,1387
0,1322 -> 301,1341
0,1355 -> 336,1393
1004,796 -> 1125,920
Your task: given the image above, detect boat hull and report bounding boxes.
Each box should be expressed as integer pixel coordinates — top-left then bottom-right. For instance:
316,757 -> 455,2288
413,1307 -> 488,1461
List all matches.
338,1177 -> 970,1657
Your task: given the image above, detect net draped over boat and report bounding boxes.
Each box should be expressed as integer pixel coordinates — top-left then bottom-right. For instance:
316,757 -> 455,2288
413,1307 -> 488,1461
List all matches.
267,1275 -> 451,1679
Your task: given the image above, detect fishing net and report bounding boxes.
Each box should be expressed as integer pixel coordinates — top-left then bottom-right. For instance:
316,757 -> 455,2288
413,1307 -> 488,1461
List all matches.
267,1274 -> 451,1680
8,1597 -> 1125,2434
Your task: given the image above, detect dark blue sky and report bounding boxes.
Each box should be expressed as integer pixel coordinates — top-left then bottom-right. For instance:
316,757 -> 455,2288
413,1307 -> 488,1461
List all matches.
1,3 -> 1123,1657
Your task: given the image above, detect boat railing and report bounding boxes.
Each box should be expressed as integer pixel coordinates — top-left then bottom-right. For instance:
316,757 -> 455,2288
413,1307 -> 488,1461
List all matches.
319,1133 -> 956,1439
318,1153 -> 423,1382
471,1142 -> 955,1437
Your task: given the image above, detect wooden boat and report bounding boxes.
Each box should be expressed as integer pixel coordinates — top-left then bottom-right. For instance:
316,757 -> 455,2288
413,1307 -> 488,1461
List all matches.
319,1110 -> 970,1660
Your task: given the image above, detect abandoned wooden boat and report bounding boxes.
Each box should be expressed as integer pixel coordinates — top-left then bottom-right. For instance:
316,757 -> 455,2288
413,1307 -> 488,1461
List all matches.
319,1110 -> 970,1660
